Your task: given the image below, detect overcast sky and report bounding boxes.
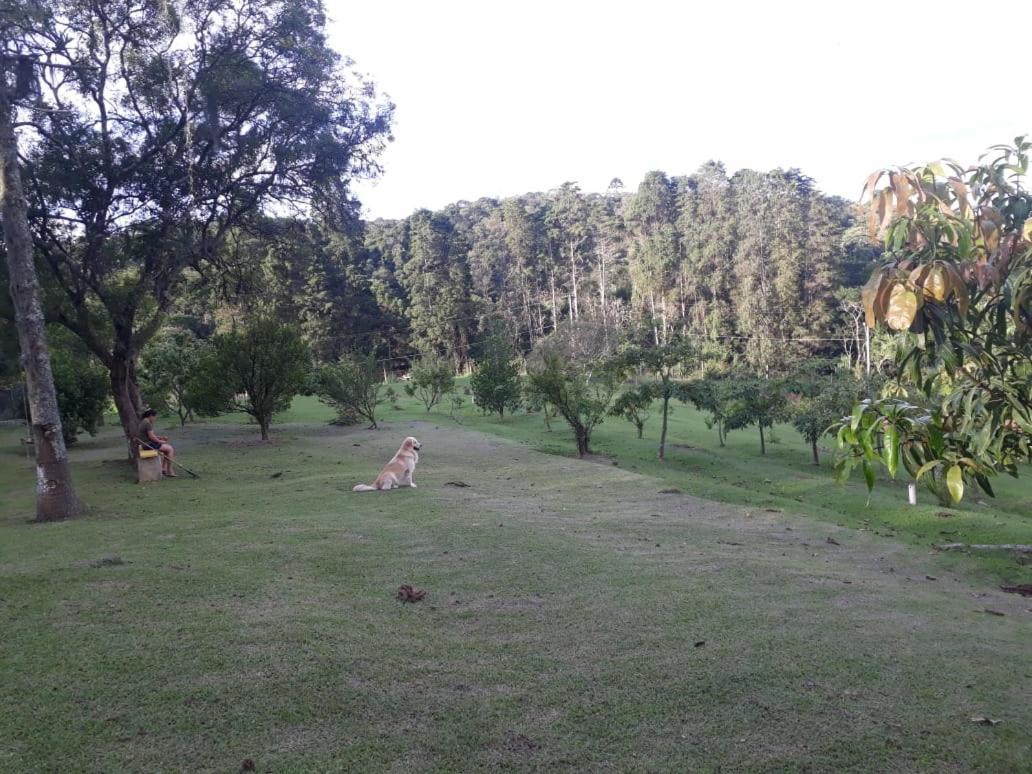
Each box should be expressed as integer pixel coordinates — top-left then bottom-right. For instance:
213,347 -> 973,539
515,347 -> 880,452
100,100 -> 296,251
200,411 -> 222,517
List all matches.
328,0 -> 1032,220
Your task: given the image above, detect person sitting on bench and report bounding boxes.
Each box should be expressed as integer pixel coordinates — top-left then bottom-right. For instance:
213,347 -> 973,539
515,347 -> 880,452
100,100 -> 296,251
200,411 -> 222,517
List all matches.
138,409 -> 176,477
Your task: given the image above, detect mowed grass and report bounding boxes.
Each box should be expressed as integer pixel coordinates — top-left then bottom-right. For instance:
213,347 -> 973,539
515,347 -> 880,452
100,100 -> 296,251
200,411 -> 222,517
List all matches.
1,395 -> 1031,771
412,385 -> 1032,586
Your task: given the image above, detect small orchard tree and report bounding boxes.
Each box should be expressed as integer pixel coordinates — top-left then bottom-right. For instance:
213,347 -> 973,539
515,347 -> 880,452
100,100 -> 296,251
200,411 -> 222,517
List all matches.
522,379 -> 557,430
730,377 -> 789,455
470,333 -> 522,418
195,318 -> 309,440
315,352 -> 385,429
404,355 -> 455,411
787,367 -> 868,466
619,339 -> 699,459
526,351 -> 622,457
680,376 -> 739,447
837,139 -> 1032,504
609,383 -> 654,438
139,329 -> 208,426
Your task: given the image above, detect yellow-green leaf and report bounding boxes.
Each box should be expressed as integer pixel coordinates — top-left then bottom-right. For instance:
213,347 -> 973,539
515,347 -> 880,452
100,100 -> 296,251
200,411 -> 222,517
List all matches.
885,284 -> 920,330
946,464 -> 964,503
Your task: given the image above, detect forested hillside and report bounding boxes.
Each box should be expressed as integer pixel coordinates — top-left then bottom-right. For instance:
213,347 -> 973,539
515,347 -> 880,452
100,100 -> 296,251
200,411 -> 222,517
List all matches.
181,163 -> 878,374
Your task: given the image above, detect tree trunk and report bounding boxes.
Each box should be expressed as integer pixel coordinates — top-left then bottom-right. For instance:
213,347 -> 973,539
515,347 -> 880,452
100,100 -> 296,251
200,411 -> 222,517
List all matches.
569,246 -> 579,320
549,270 -> 559,329
1,97 -> 85,522
636,423 -> 643,439
811,439 -> 819,466
110,355 -> 142,458
658,391 -> 670,460
575,425 -> 589,457
759,424 -> 766,455
259,417 -> 270,441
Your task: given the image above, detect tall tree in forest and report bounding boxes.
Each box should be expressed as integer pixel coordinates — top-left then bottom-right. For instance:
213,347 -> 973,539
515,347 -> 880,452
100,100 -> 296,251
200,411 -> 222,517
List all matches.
0,31 -> 85,521
397,210 -> 473,368
501,197 -> 547,343
8,0 -> 392,449
545,183 -> 592,324
677,162 -> 737,346
625,171 -> 680,343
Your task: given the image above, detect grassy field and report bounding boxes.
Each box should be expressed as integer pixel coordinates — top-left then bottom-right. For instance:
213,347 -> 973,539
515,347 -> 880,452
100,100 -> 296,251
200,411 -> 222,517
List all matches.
1,393 -> 1030,771
395,386 -> 1032,586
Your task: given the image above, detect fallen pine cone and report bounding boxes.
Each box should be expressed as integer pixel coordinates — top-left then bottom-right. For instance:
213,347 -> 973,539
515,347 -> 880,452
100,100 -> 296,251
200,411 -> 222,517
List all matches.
397,584 -> 427,602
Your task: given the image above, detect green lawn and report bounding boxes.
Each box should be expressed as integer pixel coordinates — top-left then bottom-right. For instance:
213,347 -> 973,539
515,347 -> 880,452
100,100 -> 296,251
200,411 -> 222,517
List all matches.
409,386 -> 1032,586
1,394 -> 1030,771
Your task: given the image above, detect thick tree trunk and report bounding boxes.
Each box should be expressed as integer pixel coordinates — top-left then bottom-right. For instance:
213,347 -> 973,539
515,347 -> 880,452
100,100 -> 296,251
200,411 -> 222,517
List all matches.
658,392 -> 670,460
811,439 -> 819,466
110,354 -> 143,458
759,424 -> 766,455
1,97 -> 85,522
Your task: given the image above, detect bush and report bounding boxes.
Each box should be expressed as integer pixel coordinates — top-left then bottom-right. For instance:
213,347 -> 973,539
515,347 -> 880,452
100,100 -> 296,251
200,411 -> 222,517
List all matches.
139,328 -> 209,426
470,334 -> 521,418
609,383 -> 654,438
51,350 -> 109,445
193,318 -> 310,440
315,351 -> 385,429
404,355 -> 455,411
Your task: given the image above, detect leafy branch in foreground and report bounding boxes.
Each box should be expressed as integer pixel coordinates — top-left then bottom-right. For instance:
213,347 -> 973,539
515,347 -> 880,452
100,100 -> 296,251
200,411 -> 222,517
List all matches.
835,138 -> 1032,503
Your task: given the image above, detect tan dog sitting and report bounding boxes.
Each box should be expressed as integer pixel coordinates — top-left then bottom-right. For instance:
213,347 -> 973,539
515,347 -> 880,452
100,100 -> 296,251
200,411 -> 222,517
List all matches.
353,437 -> 422,491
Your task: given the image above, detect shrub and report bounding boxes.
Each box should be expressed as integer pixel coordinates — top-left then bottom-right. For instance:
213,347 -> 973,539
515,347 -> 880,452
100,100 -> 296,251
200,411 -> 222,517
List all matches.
315,351 -> 385,429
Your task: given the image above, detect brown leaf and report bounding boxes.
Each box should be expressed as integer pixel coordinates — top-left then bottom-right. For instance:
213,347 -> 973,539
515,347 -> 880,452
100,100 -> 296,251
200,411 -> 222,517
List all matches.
861,170 -> 884,202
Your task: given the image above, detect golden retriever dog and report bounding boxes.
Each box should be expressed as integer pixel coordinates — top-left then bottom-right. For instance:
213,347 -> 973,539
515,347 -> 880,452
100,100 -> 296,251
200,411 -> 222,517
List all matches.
353,436 -> 422,492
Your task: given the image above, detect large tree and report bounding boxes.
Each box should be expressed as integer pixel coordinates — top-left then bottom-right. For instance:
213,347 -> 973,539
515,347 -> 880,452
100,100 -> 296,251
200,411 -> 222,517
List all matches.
7,0 -> 392,448
1,37 -> 85,520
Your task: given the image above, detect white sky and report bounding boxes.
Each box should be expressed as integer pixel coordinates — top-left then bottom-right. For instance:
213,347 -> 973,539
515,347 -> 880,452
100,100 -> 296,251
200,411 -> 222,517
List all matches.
328,0 -> 1032,220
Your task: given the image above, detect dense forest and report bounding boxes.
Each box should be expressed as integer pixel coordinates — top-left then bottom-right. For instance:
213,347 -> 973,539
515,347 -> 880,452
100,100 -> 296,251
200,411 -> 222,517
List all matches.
182,163 -> 879,376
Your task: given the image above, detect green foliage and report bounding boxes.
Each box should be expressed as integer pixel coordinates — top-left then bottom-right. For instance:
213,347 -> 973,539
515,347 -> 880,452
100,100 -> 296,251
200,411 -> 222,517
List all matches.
727,377 -> 790,455
16,0 -> 392,436
404,355 -> 456,411
315,352 -> 386,429
139,329 -> 209,426
526,332 -> 623,456
787,366 -> 869,465
680,377 -> 739,447
50,350 -> 109,445
617,339 -> 700,458
609,384 -> 655,438
470,334 -> 522,418
838,139 -> 1032,503
195,318 -> 310,440
681,374 -> 788,454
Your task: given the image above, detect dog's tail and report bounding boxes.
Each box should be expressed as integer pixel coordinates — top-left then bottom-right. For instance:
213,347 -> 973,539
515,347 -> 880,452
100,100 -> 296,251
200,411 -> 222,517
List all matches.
352,483 -> 376,492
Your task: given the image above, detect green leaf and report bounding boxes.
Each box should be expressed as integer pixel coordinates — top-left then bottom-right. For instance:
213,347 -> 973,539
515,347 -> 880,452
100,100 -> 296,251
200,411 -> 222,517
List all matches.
946,464 -> 964,503
850,402 -> 865,432
862,459 -> 875,493
882,424 -> 899,478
